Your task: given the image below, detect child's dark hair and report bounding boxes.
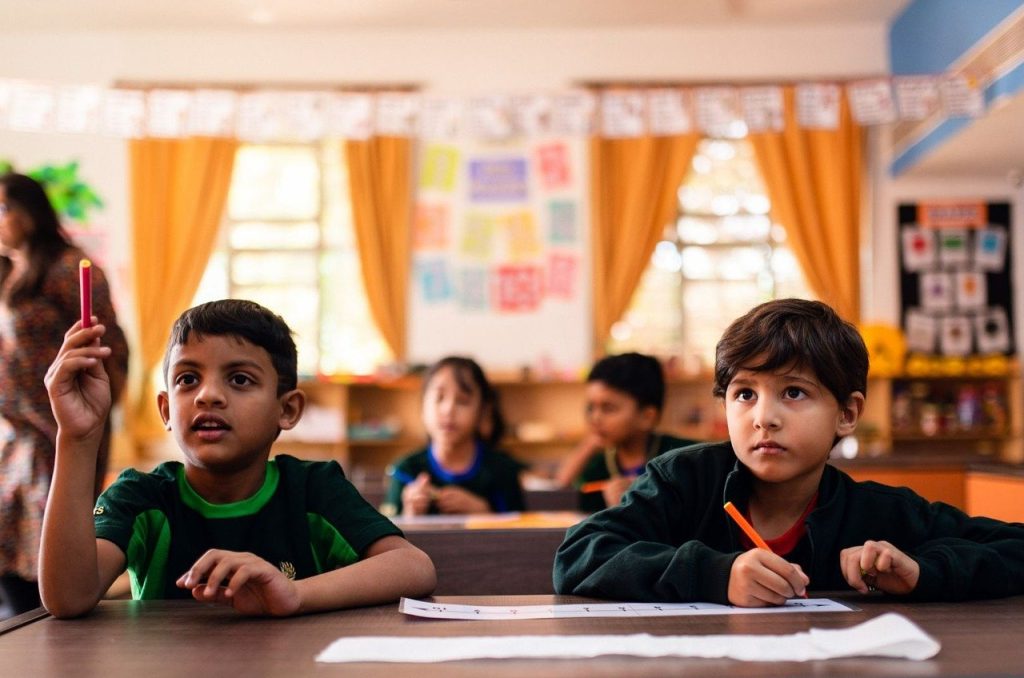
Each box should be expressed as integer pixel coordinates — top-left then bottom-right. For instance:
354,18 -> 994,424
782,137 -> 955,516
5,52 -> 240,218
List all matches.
163,299 -> 298,395
587,352 -> 666,412
0,172 -> 72,304
423,356 -> 505,448
713,298 -> 868,404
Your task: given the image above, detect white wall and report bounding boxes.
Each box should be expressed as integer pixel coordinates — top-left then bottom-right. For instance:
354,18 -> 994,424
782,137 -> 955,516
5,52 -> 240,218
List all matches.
2,23 -> 891,352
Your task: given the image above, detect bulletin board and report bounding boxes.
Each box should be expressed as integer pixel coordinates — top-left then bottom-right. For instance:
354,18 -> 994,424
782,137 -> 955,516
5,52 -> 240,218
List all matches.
407,137 -> 590,373
898,201 -> 1014,356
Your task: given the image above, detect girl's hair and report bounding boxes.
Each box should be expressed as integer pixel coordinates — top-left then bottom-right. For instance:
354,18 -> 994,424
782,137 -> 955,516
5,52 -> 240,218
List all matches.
422,356 -> 505,448
0,173 -> 73,303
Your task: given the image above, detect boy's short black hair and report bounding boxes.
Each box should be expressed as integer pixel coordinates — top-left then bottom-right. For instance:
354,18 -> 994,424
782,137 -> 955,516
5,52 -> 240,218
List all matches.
712,298 -> 868,404
163,299 -> 298,395
587,352 -> 665,411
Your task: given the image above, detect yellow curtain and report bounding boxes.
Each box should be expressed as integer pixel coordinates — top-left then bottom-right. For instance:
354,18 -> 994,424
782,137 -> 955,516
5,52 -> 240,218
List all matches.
747,87 -> 863,322
128,136 -> 238,443
344,136 -> 413,360
591,134 -> 700,349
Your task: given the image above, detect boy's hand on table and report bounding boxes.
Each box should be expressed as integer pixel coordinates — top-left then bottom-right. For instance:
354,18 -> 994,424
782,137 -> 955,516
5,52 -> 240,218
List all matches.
434,485 -> 490,514
727,549 -> 809,606
177,549 -> 300,617
840,540 -> 920,595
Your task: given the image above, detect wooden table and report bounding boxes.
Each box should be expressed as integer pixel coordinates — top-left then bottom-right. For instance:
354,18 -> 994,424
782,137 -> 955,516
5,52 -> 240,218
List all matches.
2,594 -> 1022,677
396,512 -> 584,595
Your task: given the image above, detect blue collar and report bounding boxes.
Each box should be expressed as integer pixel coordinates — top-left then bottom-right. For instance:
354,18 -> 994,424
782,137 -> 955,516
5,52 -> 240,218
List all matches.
427,440 -> 484,482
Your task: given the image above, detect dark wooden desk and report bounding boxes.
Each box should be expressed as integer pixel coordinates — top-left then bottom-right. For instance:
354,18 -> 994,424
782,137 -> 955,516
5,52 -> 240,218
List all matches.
2,595 -> 1022,677
398,514 -> 583,595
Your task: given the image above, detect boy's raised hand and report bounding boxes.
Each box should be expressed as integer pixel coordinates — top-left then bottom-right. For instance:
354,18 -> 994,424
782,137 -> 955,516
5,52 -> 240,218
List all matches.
840,540 -> 920,595
727,549 -> 809,606
176,549 -> 301,617
44,320 -> 113,440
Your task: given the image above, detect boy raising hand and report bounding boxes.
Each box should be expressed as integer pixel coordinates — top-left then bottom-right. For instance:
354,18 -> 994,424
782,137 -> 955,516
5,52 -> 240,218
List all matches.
554,299 -> 1024,605
40,300 -> 435,618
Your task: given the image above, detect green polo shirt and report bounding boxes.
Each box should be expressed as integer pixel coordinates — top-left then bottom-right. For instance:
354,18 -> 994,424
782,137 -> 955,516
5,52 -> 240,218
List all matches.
94,454 -> 401,599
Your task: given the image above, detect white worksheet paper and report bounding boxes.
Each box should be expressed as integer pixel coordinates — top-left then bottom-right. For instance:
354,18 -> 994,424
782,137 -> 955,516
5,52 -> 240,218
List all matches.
398,596 -> 854,620
315,612 -> 940,663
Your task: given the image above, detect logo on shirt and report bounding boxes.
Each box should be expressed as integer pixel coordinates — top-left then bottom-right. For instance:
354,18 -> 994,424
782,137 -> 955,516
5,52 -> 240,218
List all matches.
93,506 -> 105,516
279,561 -> 296,580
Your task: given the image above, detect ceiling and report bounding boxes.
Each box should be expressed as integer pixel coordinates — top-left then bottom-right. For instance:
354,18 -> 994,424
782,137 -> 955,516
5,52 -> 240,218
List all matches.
4,0 -> 908,30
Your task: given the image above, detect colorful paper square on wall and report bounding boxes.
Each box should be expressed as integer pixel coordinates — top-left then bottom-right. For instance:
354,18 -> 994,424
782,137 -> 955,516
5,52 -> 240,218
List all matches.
413,203 -> 450,250
458,266 -> 490,311
420,145 -> 460,191
469,157 -> 528,202
502,211 -> 542,260
416,258 -> 453,303
548,200 -> 577,244
547,252 -> 578,300
494,265 -> 544,312
460,213 -> 496,259
535,142 -> 571,190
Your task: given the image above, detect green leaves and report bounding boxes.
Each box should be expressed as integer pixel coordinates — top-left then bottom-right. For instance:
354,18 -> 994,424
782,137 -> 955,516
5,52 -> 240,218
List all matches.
0,158 -> 104,223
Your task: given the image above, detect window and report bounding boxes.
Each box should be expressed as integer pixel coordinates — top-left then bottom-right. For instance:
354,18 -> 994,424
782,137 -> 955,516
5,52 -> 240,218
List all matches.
607,137 -> 812,369
193,141 -> 391,376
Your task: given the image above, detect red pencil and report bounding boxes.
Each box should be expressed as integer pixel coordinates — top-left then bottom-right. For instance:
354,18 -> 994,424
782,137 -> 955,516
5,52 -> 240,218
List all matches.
79,259 -> 92,328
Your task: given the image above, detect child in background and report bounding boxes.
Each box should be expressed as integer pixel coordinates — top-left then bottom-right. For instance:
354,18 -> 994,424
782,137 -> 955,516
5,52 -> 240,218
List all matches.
554,352 -> 697,512
39,300 -> 435,618
554,299 -> 1024,605
385,356 -> 525,516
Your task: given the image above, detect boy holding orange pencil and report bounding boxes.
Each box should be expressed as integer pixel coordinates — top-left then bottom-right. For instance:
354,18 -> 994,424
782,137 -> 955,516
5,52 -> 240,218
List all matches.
554,299 -> 1024,606
553,352 -> 696,512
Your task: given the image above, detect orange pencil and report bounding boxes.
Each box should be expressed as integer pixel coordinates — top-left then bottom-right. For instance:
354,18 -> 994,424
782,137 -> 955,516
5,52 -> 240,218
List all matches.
723,501 -> 771,551
79,259 -> 92,328
724,501 -> 807,598
579,480 -> 609,494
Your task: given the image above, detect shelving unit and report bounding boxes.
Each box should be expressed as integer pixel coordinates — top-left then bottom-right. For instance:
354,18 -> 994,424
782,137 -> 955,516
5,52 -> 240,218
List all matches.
273,373 -> 728,477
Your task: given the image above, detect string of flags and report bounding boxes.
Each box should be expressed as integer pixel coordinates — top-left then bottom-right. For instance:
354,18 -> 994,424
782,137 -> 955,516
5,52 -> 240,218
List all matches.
0,74 -> 985,142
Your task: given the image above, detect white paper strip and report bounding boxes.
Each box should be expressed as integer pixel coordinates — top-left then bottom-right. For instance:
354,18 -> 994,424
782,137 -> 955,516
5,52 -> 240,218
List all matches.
741,86 -> 784,133
376,92 -> 419,137
188,89 -> 238,137
939,75 -> 985,118
316,613 -> 940,663
796,83 -> 840,129
647,88 -> 692,135
399,597 -> 852,620
418,97 -> 463,140
101,89 -> 146,138
601,90 -> 645,138
511,94 -> 552,137
550,91 -> 596,136
694,86 -> 740,137
847,79 -> 897,125
56,85 -> 103,133
324,93 -> 373,140
8,82 -> 55,131
146,89 -> 193,138
894,76 -> 941,121
464,95 -> 513,139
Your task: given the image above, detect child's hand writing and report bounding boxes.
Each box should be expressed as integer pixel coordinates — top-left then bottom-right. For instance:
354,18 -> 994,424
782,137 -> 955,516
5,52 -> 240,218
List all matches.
43,320 -> 113,441
176,549 -> 301,617
401,472 -> 436,516
840,540 -> 919,595
434,485 -> 490,514
727,549 -> 809,606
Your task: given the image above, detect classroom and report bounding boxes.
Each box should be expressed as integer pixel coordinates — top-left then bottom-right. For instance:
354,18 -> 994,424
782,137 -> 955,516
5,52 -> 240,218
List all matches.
2,0 -> 1024,674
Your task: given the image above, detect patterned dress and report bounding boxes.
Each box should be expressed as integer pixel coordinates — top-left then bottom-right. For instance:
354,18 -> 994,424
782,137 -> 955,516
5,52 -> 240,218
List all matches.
0,248 -> 128,580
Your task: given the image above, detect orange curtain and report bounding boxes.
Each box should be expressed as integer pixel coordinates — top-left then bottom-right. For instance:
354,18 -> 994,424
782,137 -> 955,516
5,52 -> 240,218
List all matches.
591,134 -> 700,350
344,136 -> 413,360
128,136 -> 238,443
747,87 -> 863,322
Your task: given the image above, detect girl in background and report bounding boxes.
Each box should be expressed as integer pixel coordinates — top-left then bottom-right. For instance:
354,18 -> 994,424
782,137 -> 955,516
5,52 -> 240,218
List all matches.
385,356 -> 525,516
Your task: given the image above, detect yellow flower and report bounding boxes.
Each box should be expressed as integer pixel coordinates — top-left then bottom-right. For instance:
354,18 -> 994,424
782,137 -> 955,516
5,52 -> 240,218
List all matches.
859,324 -> 906,377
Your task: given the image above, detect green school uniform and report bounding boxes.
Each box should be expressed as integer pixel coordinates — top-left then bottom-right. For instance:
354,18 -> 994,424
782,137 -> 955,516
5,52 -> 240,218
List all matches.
384,443 -> 526,515
554,441 -> 1024,603
574,432 -> 697,512
94,454 -> 401,599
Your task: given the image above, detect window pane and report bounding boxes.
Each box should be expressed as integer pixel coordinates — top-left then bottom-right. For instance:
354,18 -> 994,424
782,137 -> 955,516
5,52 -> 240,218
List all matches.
231,252 -> 318,286
229,221 -> 320,250
234,285 -> 319,375
228,145 -> 320,220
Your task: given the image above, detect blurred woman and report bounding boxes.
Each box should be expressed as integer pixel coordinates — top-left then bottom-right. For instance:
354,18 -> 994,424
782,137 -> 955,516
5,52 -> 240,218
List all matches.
0,173 -> 128,617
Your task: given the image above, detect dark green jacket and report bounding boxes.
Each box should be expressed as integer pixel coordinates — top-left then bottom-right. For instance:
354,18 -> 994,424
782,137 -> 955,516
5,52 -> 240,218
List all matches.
554,441 -> 1024,603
